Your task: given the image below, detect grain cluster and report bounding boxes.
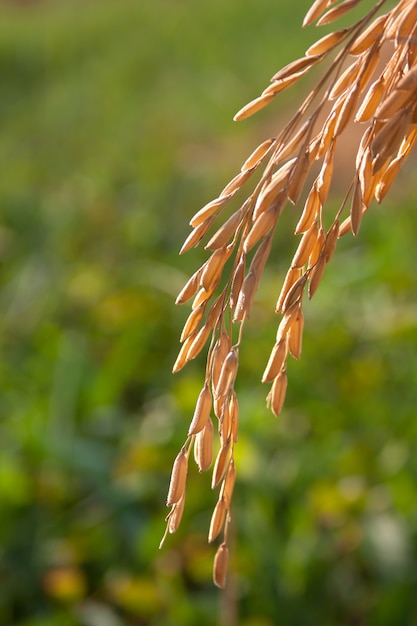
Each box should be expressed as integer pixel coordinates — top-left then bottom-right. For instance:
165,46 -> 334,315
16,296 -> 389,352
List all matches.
161,0 -> 417,587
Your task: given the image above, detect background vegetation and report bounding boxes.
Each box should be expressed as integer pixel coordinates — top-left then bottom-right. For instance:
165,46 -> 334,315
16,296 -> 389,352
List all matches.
0,0 -> 416,624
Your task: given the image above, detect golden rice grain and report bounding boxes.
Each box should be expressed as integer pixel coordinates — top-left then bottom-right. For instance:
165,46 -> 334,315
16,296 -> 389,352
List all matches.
329,58 -> 361,100
208,497 -> 227,543
262,339 -> 288,383
357,48 -> 381,91
275,119 -> 310,162
180,302 -> 206,342
399,126 -> 417,159
262,71 -> 309,97
219,395 -> 232,444
221,460 -> 236,507
185,323 -> 212,362
317,112 -> 336,158
371,109 -> 411,172
213,393 -> 226,421
215,348 -> 238,400
188,384 -> 213,436
308,251 -> 326,299
175,268 -> 202,305
282,273 -> 307,313
338,216 -> 353,238
166,447 -> 188,507
303,0 -> 334,27
205,207 -> 244,250
168,494 -> 185,534
254,158 -> 296,216
306,29 -> 349,56
220,168 -> 254,197
288,150 -> 312,205
241,138 -> 275,171
316,0 -> 360,26
276,300 -> 300,343
233,270 -> 257,322
267,370 -> 288,417
270,55 -> 323,83
317,144 -> 335,204
233,93 -> 275,122
349,13 -> 388,54
396,1 -> 417,42
375,155 -> 402,203
190,195 -> 231,228
288,306 -> 304,360
333,83 -> 360,137
194,418 -> 214,472
253,184 -> 287,223
292,220 -> 319,268
211,333 -> 232,391
172,332 -> 197,373
205,294 -> 225,329
359,150 -> 374,206
351,179 -> 364,236
220,391 -> 239,444
179,217 -> 215,255
375,66 -> 417,120
355,77 -> 385,122
201,246 -> 230,291
192,285 -> 215,310
243,207 -> 278,254
250,235 -> 273,277
212,438 -> 232,489
324,219 -> 339,262
276,266 -> 300,313
213,543 -> 229,589
229,256 -> 246,312
295,185 -> 320,234
308,226 -> 325,268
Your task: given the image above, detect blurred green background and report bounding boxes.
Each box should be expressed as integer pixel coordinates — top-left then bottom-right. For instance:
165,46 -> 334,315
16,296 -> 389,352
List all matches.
0,0 -> 416,625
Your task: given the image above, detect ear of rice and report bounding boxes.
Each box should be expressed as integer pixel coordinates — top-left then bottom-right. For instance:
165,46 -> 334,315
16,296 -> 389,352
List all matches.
166,0 -> 417,587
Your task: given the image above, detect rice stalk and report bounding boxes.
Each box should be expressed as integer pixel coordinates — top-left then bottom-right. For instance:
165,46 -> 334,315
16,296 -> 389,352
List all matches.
161,0 -> 417,587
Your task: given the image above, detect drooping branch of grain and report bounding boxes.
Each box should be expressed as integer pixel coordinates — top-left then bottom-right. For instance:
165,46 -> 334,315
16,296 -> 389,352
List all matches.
161,0 -> 417,587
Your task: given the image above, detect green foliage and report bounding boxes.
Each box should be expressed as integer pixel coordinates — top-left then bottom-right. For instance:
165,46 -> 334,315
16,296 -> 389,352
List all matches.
0,1 -> 416,625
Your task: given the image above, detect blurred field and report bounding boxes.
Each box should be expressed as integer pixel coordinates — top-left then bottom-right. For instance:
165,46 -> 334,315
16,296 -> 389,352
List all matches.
0,1 -> 416,625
